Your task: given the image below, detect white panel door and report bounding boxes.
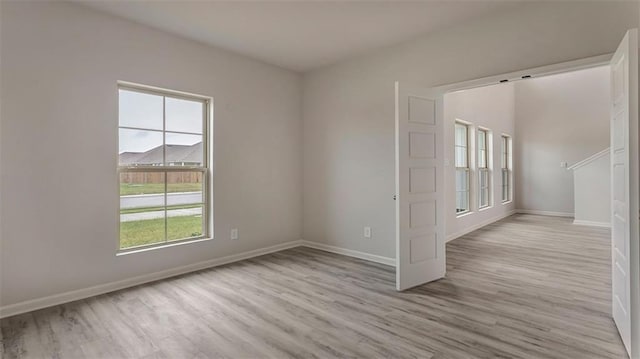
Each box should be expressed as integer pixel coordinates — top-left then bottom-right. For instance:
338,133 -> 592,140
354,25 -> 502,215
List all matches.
395,82 -> 445,291
610,28 -> 638,358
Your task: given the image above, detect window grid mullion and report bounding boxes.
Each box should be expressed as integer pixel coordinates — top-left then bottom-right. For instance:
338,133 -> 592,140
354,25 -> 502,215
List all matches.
163,96 -> 168,243
118,166 -> 205,173
202,100 -> 208,237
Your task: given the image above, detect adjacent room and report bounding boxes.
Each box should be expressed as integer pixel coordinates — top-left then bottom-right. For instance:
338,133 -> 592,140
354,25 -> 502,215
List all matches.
1,1 -> 639,358
446,66 -> 611,235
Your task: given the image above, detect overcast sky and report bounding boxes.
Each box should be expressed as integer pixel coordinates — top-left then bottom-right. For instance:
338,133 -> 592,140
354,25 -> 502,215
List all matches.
119,89 -> 203,154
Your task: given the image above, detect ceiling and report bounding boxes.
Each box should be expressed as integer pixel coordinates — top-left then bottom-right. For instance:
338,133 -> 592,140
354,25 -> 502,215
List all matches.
79,1 -> 521,72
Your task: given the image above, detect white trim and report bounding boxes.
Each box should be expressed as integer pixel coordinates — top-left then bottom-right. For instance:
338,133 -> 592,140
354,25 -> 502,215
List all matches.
0,240 -> 303,319
516,209 -> 574,218
433,54 -> 612,95
568,148 -> 610,170
116,236 -> 213,256
446,210 -> 516,242
118,80 -> 211,101
299,240 -> 396,267
573,219 -> 611,228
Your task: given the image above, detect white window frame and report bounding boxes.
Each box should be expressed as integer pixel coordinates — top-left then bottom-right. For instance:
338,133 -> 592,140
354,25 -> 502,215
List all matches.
477,128 -> 491,209
455,122 -> 471,216
117,82 -> 213,253
501,134 -> 512,203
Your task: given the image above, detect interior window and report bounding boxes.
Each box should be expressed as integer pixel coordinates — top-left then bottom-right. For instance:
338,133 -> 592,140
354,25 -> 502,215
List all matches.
455,122 -> 470,214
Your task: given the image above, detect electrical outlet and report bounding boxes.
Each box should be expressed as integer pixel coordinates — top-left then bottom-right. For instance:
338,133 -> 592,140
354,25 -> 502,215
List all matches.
230,228 -> 239,240
364,226 -> 371,239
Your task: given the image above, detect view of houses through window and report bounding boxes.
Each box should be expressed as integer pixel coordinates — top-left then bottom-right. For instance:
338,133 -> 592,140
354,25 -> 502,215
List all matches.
118,86 -> 209,250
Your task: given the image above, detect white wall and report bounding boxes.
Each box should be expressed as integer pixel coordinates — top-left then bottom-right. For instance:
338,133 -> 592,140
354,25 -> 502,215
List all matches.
444,83 -> 516,240
0,2 -> 302,306
573,154 -> 611,226
302,1 -> 637,259
514,66 -> 611,215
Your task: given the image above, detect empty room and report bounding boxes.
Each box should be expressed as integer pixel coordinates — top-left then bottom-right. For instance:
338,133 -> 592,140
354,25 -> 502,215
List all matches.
1,1 -> 639,358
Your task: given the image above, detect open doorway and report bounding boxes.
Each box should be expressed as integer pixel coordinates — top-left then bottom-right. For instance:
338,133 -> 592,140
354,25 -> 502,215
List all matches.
445,65 -> 611,239
443,66 -> 627,354
394,29 -> 638,358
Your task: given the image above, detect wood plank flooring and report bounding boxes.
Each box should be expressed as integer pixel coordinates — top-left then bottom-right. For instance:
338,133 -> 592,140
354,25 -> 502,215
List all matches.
1,214 -> 628,358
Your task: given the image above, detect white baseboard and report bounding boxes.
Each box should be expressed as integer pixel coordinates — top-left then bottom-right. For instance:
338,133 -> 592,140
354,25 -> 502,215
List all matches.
573,219 -> 611,228
0,240 -> 303,319
516,209 -> 574,218
446,210 -> 516,242
300,240 -> 396,267
0,239 -> 396,319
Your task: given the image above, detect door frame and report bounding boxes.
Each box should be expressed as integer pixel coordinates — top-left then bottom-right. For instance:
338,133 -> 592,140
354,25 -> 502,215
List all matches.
431,53 -> 611,94
425,53 -> 613,226
427,51 -> 638,356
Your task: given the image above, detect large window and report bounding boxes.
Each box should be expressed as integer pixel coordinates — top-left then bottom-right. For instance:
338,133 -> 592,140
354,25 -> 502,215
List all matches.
501,135 -> 511,202
477,129 -> 490,209
455,123 -> 470,214
118,84 -> 210,250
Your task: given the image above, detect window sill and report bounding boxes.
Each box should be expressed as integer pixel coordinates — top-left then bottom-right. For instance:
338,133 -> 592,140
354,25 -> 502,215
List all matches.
502,200 -> 513,205
479,205 -> 493,212
456,211 -> 473,219
117,236 -> 213,256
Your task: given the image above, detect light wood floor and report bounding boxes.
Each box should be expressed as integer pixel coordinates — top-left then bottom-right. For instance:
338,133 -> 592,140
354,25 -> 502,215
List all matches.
1,214 -> 627,358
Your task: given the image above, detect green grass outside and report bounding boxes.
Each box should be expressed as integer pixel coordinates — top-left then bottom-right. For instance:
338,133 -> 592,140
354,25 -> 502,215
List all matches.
120,204 -> 201,215
120,215 -> 203,249
120,183 -> 202,196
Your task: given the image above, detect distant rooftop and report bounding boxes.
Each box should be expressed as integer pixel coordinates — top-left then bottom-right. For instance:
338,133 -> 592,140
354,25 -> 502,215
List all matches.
120,142 -> 202,165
